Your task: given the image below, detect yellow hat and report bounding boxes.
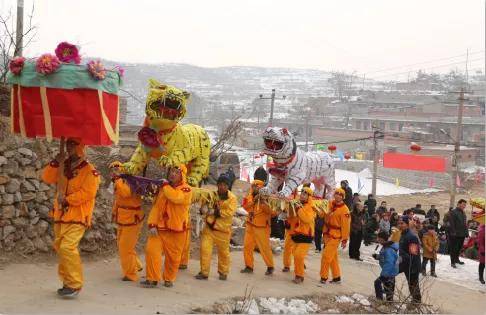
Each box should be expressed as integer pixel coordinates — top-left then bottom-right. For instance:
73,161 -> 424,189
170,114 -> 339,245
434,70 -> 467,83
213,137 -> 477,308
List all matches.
252,179 -> 264,187
302,187 -> 314,196
334,187 -> 346,198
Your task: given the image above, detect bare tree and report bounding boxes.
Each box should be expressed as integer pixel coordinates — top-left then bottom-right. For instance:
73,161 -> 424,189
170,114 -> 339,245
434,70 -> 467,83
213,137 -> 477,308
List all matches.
210,116 -> 243,162
0,3 -> 37,83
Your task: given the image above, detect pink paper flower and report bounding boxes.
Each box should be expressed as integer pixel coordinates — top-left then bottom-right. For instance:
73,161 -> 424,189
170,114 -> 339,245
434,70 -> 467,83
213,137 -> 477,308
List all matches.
87,60 -> 106,80
35,54 -> 61,75
55,42 -> 81,64
115,65 -> 125,78
9,56 -> 25,75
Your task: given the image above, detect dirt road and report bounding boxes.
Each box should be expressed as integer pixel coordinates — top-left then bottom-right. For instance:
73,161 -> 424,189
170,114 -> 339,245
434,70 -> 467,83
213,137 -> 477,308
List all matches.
0,249 -> 484,314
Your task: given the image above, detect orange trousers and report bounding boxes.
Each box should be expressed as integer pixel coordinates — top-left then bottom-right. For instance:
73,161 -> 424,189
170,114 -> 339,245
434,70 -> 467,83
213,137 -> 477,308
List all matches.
145,230 -> 186,282
320,237 -> 341,280
117,224 -> 143,281
243,225 -> 274,269
53,223 -> 86,289
283,232 -> 295,268
200,227 -> 231,276
180,227 -> 191,266
293,242 -> 311,278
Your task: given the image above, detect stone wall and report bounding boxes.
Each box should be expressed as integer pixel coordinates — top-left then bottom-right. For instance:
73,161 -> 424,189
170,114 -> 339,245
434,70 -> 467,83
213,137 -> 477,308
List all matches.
0,126 -> 118,256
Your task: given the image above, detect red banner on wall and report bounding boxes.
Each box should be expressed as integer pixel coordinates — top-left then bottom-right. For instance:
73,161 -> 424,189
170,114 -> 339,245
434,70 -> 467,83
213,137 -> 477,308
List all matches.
383,152 -> 447,173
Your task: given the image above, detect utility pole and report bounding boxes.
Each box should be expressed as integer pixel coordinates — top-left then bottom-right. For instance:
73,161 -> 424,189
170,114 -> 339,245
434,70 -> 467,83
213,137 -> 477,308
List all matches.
259,89 -> 285,126
449,88 -> 466,208
304,107 -> 310,152
14,0 -> 24,56
371,124 -> 383,197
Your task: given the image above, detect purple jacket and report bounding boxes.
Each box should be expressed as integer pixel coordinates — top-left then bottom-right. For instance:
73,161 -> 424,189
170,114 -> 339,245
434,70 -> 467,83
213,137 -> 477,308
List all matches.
479,224 -> 485,264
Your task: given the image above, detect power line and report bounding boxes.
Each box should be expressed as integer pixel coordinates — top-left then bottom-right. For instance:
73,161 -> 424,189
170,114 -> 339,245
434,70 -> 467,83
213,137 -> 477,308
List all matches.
364,50 -> 485,75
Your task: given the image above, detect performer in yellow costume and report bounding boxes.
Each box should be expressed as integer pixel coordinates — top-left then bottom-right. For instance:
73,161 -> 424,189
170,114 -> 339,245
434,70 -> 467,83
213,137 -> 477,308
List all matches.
195,175 -> 237,280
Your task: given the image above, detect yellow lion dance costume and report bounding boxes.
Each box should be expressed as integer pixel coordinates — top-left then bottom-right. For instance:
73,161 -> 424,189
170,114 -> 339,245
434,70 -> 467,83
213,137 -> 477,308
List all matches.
121,79 -> 210,187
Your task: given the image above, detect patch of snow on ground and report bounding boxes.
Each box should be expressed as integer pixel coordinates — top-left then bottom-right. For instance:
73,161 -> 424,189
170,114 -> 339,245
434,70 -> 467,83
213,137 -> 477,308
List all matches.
359,241 -> 486,292
351,293 -> 371,306
335,295 -> 355,303
258,297 -> 319,314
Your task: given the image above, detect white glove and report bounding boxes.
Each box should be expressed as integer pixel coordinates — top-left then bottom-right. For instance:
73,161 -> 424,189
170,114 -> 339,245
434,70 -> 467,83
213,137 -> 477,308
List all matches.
277,190 -> 288,199
259,187 -> 271,196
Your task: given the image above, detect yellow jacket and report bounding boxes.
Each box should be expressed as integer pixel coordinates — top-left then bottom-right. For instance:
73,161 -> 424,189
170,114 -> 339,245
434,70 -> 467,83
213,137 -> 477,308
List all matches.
320,200 -> 351,241
112,178 -> 144,226
294,201 -> 316,237
422,232 -> 440,259
41,160 -> 100,227
242,194 -> 273,228
206,191 -> 237,233
148,181 -> 192,232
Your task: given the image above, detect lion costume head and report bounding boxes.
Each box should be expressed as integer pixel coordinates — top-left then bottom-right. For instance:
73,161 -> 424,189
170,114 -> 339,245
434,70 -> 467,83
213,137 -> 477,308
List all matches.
262,126 -> 296,161
144,79 -> 190,131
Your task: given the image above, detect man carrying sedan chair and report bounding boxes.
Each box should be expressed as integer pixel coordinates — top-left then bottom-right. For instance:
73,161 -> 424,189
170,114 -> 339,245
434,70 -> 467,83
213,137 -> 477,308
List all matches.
41,137 -> 101,298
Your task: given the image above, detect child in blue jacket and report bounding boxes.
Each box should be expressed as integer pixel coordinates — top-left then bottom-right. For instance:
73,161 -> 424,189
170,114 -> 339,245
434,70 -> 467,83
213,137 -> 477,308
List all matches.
373,231 -> 399,301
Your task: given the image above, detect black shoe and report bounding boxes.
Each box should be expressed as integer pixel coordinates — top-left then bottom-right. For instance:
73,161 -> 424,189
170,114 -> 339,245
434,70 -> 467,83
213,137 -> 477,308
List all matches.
265,267 -> 274,276
431,272 -> 437,278
320,278 -> 327,284
457,260 -> 465,265
164,281 -> 173,288
331,277 -> 341,284
421,271 -> 427,276
292,276 -> 304,284
122,276 -> 133,282
282,267 -> 290,273
140,280 -> 158,288
138,267 -> 143,272
451,263 -> 457,269
218,272 -> 227,281
480,278 -> 485,284
240,266 -> 254,274
56,285 -> 66,295
195,272 -> 208,280
179,264 -> 188,270
57,287 -> 80,298
356,257 -> 363,261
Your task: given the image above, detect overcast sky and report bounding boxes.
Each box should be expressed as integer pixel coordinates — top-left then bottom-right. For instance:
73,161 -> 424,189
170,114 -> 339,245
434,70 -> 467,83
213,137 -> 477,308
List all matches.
1,0 -> 484,79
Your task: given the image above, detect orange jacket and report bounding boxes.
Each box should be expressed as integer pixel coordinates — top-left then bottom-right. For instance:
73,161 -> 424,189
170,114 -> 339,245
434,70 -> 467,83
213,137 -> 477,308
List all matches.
320,200 -> 351,241
293,201 -> 316,237
422,232 -> 440,259
205,191 -> 237,233
147,181 -> 192,232
242,194 -> 273,228
41,160 -> 100,227
112,178 -> 144,226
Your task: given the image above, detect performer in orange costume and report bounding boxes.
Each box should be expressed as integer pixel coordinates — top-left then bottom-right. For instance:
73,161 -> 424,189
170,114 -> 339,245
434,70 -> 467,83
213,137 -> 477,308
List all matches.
110,164 -> 144,281
319,187 -> 351,284
291,187 -> 316,284
240,180 -> 275,275
41,137 -> 100,298
141,165 -> 192,288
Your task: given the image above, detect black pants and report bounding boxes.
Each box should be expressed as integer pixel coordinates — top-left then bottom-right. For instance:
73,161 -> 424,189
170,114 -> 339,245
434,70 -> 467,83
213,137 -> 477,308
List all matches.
374,276 -> 395,301
479,263 -> 485,281
421,258 -> 436,273
314,217 -> 324,251
449,236 -> 465,264
404,270 -> 422,303
349,231 -> 363,259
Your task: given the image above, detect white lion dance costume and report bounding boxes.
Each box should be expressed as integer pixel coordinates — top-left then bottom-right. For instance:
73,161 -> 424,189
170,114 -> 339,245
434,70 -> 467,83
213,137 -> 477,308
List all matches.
261,127 -> 336,199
